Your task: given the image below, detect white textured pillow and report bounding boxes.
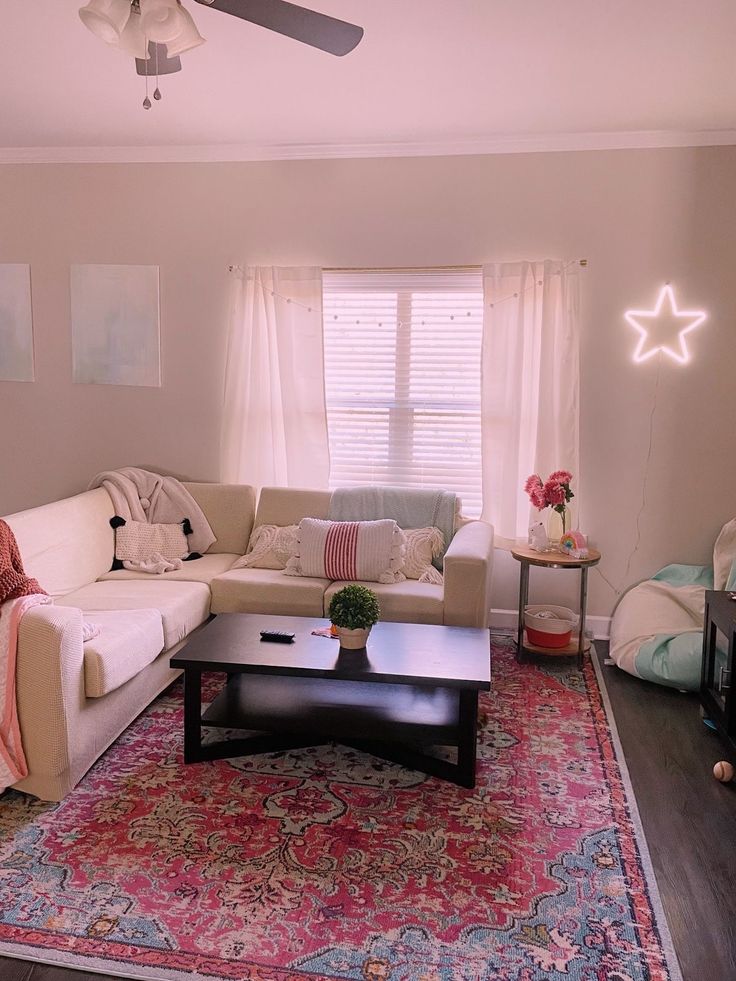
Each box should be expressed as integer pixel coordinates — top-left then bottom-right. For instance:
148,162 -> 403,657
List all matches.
402,527 -> 445,585
232,524 -> 299,570
114,520 -> 189,564
286,518 -> 406,583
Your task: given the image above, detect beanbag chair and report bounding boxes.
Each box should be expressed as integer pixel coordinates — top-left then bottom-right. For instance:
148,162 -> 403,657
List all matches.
608,518 -> 736,691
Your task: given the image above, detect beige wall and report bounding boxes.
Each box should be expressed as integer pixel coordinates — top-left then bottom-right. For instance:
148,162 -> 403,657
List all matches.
1,148 -> 735,618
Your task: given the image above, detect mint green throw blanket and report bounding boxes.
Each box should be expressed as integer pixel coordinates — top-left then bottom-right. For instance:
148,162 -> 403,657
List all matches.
328,486 -> 458,569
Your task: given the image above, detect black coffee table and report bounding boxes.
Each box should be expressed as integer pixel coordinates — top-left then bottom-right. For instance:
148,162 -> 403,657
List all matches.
171,613 -> 491,788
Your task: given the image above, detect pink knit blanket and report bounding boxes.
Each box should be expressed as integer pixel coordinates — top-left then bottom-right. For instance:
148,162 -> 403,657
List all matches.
0,518 -> 51,792
0,593 -> 51,793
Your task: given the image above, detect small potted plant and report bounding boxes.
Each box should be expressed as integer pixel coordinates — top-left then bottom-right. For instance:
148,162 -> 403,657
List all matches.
328,584 -> 380,649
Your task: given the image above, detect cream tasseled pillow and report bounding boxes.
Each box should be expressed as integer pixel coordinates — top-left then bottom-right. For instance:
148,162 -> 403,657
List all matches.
402,527 -> 445,585
232,524 -> 299,571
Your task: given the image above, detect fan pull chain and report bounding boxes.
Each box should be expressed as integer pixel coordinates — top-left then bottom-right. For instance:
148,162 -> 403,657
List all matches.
142,36 -> 152,109
153,43 -> 162,101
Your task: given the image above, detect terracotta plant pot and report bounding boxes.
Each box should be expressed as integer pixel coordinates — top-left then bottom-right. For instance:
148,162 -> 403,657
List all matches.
335,626 -> 371,650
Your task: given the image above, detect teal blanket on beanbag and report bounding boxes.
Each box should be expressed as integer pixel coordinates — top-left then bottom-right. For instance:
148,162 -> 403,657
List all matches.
651,563 -> 713,588
634,632 -> 705,691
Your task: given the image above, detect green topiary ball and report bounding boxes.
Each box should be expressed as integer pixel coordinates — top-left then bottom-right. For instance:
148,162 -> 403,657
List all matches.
328,584 -> 380,630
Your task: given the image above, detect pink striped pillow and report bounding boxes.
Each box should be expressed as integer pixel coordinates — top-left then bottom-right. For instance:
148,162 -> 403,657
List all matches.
285,518 -> 406,583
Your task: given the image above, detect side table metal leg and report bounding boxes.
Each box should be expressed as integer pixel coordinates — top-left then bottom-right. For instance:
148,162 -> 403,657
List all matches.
578,568 -> 589,669
517,561 -> 529,660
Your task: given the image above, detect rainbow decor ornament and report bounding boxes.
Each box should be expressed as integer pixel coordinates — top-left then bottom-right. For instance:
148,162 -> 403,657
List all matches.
625,285 -> 707,365
561,530 -> 589,558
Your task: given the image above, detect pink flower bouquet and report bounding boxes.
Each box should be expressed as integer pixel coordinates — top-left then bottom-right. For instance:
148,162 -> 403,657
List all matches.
524,470 -> 575,536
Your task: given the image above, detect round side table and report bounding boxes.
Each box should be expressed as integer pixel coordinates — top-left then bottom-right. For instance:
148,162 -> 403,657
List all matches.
510,544 -> 601,666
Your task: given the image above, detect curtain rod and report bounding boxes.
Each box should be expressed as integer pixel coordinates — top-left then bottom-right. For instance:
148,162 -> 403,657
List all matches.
229,259 -> 588,273
325,260 -> 588,272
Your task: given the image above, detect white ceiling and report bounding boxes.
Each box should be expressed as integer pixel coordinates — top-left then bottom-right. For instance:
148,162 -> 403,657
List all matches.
2,0 -> 736,159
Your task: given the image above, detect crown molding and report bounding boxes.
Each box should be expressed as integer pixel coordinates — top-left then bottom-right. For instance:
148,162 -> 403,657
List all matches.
1,129 -> 736,164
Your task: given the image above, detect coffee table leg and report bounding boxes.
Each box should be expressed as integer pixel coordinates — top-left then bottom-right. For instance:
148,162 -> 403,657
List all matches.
457,689 -> 479,788
184,668 -> 203,763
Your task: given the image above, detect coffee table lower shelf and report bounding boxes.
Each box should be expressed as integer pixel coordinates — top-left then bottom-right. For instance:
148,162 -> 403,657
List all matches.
184,672 -> 481,788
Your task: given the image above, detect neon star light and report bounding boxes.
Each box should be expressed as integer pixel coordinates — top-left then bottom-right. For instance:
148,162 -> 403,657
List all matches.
625,285 -> 707,364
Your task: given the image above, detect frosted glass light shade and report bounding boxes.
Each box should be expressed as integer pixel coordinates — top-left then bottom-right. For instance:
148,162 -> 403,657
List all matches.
165,5 -> 205,56
118,8 -> 150,58
139,0 -> 186,44
79,0 -> 131,44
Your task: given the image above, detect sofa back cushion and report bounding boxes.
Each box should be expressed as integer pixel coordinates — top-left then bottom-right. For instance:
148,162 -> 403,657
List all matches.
4,488 -> 115,598
255,487 -> 331,529
183,482 -> 256,555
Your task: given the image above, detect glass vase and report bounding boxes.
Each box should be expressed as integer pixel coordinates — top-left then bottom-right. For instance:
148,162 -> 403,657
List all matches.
546,507 -> 569,546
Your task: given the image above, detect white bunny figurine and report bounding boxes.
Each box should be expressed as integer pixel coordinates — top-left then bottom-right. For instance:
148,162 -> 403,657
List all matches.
528,521 -> 549,551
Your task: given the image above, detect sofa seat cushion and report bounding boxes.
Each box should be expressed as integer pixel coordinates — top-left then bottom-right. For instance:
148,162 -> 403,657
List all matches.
210,568 -> 329,617
324,579 -> 444,625
82,609 -> 165,697
58,580 -> 210,649
98,553 -> 240,585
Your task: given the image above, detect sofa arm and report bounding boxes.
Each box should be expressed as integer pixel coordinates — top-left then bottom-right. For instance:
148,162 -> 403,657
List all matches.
15,604 -> 86,781
443,520 -> 495,628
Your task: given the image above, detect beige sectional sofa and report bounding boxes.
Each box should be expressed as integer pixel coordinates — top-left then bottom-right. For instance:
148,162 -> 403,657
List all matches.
4,481 -> 493,801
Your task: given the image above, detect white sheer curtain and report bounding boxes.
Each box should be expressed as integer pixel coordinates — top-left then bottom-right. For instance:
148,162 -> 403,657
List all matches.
221,266 -> 330,489
481,260 -> 580,542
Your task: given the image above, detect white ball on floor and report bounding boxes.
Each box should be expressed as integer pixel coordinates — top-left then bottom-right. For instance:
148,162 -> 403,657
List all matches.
713,760 -> 734,783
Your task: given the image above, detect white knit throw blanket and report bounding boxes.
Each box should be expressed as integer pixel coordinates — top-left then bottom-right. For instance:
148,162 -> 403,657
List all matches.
88,468 -> 216,556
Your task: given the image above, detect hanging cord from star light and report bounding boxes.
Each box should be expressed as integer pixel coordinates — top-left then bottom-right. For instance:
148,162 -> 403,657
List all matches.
593,354 -> 662,602
226,259 -> 587,323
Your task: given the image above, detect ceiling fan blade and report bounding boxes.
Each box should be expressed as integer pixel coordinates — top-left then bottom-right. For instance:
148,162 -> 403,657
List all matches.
192,0 -> 363,56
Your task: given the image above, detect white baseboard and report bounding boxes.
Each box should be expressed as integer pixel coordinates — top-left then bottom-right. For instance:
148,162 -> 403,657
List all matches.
490,608 -> 611,640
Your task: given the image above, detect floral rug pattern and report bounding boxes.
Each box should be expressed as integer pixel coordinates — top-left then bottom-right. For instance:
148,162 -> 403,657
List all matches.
0,635 -> 679,980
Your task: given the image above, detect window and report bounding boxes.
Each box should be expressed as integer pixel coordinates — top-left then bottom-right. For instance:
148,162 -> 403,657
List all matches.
323,269 -> 483,516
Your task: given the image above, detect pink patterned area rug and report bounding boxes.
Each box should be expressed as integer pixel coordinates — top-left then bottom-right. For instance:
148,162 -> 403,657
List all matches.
0,634 -> 681,981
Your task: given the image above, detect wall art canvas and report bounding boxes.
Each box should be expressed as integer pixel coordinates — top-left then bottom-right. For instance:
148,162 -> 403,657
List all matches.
71,264 -> 161,386
0,264 -> 34,382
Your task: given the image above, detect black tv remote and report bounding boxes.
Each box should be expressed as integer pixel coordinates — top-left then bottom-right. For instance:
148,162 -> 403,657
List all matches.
260,630 -> 296,643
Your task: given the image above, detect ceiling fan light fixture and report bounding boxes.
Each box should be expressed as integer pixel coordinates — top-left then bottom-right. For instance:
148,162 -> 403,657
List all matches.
139,0 -> 187,44
164,5 -> 205,56
117,6 -> 151,58
78,0 -> 132,45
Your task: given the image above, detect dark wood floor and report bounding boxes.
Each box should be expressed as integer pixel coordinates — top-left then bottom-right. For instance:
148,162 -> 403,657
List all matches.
1,644 -> 734,981
593,645 -> 736,981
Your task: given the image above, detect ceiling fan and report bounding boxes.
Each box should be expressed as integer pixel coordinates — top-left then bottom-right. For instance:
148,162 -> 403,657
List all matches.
79,0 -> 364,107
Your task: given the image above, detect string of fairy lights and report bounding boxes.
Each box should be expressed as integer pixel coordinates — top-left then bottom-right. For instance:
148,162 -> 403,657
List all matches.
227,259 -> 588,325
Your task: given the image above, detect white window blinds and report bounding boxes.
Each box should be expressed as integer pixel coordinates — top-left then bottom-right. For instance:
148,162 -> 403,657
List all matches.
323,269 -> 484,516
